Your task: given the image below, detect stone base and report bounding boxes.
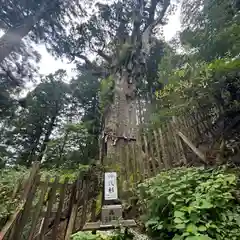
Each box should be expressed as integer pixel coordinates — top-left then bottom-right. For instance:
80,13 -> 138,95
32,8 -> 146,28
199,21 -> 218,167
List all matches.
82,219 -> 137,231
101,205 -> 123,224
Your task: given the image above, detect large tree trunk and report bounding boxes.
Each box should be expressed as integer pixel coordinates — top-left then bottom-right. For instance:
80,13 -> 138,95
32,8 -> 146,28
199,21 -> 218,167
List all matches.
104,69 -> 137,157
0,1 -> 51,63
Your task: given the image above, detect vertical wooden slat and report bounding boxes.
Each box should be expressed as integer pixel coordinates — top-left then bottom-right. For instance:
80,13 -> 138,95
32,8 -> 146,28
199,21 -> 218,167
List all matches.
79,179 -> 89,229
65,174 -> 84,240
28,176 -> 50,240
64,199 -> 78,240
39,176 -> 59,240
148,132 -> 157,175
90,199 -> 97,222
172,117 -> 187,165
119,144 -> 125,192
166,122 -> 175,166
192,111 -> 202,142
162,124 -> 172,167
51,177 -> 69,240
143,134 -> 152,177
64,181 -> 77,240
158,127 -> 170,169
22,162 -> 40,200
153,130 -> 163,170
136,135 -> 145,181
13,174 -> 40,240
125,144 -> 130,188
130,142 -> 138,183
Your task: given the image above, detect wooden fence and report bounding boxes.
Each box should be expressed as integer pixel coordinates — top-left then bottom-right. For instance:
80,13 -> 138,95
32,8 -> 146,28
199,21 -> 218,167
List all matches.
0,163 -> 102,240
106,104 -> 224,191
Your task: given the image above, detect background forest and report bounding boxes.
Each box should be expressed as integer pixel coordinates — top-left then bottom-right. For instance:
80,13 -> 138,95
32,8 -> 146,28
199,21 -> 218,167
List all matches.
1,0 -> 239,169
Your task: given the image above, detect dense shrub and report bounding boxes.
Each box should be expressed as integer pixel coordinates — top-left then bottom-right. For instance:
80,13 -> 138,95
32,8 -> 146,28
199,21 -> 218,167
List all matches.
151,58 -> 240,127
138,166 -> 240,240
0,166 -> 27,226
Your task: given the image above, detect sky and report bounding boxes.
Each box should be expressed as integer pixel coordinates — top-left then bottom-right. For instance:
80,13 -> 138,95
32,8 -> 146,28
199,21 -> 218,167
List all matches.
37,5 -> 181,78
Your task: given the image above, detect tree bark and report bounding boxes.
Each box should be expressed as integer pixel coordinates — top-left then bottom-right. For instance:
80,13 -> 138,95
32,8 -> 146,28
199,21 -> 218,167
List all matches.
38,114 -> 57,162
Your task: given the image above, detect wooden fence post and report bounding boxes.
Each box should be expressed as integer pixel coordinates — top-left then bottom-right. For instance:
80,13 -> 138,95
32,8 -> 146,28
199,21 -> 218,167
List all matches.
143,134 -> 152,177
124,144 -> 130,189
172,117 -> 187,165
51,177 -> 69,240
158,128 -> 170,169
153,130 -> 163,170
39,176 -> 59,240
28,176 -> 50,240
136,135 -> 145,181
13,174 -> 41,240
148,132 -> 157,175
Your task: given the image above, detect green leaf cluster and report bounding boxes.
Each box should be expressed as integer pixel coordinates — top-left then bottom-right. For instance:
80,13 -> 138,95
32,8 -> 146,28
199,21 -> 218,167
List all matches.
138,166 -> 240,239
154,58 -> 240,121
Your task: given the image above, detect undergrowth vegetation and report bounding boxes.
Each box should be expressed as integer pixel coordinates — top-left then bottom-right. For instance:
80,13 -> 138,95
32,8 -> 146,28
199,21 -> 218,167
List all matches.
138,166 -> 240,240
71,229 -> 134,240
0,166 -> 27,224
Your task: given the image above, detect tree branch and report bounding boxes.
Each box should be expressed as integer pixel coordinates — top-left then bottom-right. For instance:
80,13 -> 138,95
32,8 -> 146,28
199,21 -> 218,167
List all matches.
142,0 -> 170,54
131,0 -> 146,43
0,65 -> 22,85
77,54 -> 105,77
150,0 -> 170,30
97,50 -> 111,63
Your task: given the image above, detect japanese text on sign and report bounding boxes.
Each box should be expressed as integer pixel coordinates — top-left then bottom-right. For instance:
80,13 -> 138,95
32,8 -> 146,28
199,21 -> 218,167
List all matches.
104,172 -> 118,200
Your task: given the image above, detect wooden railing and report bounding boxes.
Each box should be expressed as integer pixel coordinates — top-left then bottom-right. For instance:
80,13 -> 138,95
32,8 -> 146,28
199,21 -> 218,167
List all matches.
107,104 -> 224,191
0,163 -> 102,240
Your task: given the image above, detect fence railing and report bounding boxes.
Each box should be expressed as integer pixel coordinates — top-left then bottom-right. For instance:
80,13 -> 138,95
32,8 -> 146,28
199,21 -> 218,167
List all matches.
107,104 -> 224,191
0,163 -> 102,240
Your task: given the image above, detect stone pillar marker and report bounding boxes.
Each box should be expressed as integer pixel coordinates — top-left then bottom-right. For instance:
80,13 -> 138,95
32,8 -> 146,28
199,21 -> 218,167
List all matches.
101,172 -> 122,224
83,171 -> 136,230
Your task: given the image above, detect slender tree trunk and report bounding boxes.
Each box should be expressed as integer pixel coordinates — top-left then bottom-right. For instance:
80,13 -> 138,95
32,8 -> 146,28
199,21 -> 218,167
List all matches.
26,127 -> 43,165
0,1 -> 52,63
57,130 -> 69,167
18,126 -> 43,166
38,114 -> 57,162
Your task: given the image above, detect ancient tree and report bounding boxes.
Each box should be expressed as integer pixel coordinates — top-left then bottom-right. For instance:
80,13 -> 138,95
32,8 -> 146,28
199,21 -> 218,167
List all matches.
53,0 -> 171,157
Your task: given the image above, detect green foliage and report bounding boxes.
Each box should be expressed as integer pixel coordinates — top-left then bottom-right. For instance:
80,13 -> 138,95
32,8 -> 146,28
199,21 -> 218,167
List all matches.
71,228 -> 134,240
40,164 -> 90,183
180,0 -> 240,61
100,75 -> 114,112
0,166 -> 27,226
71,232 -> 103,240
153,58 -> 240,124
138,166 -> 240,239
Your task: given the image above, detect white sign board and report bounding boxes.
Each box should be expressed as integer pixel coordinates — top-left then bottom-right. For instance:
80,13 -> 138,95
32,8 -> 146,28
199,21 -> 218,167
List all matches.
104,172 -> 118,200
